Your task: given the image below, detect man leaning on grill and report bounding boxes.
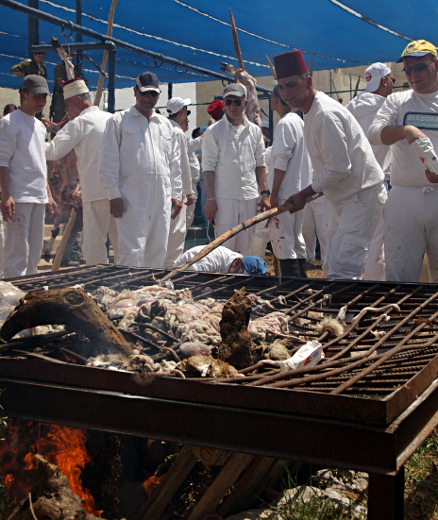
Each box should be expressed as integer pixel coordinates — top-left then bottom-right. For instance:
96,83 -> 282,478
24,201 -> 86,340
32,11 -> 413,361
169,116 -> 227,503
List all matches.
369,39 -> 438,283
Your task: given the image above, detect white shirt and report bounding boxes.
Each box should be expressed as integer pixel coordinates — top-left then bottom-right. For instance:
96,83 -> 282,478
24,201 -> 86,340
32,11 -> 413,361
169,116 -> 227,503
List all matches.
305,92 -> 384,203
45,106 -> 112,203
368,89 -> 438,187
201,114 -> 265,200
99,106 -> 182,202
0,109 -> 48,203
268,112 -> 313,199
175,245 -> 242,273
169,119 -> 193,197
346,91 -> 391,172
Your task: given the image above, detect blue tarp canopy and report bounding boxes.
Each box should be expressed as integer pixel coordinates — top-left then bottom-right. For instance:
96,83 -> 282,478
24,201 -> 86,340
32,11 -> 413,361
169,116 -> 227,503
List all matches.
0,0 -> 436,91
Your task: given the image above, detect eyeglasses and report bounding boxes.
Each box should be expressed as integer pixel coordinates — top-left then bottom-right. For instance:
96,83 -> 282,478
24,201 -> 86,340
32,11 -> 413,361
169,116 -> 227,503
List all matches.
138,90 -> 159,97
386,76 -> 396,84
225,99 -> 242,106
402,62 -> 431,75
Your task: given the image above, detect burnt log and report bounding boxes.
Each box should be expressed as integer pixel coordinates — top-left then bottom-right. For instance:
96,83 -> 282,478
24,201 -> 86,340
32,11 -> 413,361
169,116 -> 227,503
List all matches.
218,288 -> 253,370
7,454 -> 103,520
0,288 -> 132,357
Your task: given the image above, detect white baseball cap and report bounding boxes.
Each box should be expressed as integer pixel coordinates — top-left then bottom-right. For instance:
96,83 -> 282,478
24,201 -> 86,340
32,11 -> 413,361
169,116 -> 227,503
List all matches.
364,62 -> 391,92
167,97 -> 191,115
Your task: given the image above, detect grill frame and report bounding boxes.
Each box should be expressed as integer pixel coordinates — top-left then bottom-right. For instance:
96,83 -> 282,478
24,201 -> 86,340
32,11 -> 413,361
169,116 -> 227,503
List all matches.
1,265 -> 438,520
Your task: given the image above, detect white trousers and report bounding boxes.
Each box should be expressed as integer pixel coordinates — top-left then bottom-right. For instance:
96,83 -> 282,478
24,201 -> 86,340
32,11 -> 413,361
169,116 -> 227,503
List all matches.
117,206 -> 170,269
82,199 -> 118,265
269,197 -> 306,260
385,185 -> 438,282
324,184 -> 385,280
363,214 -> 385,281
165,203 -> 187,267
215,196 -> 258,256
4,203 -> 45,278
302,199 -> 329,264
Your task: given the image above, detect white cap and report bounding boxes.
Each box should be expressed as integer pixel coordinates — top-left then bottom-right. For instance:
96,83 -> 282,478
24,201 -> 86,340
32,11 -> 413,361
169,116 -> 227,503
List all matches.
223,83 -> 247,98
167,97 -> 191,115
63,79 -> 89,99
364,62 -> 391,92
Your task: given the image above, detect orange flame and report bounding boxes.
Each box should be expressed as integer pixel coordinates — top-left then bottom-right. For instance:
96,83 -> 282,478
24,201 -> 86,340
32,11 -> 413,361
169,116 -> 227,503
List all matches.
0,420 -> 103,517
142,474 -> 164,498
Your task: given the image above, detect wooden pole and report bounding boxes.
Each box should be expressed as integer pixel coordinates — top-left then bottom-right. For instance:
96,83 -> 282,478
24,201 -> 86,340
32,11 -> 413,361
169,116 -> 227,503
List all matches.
229,8 -> 245,71
94,0 -> 118,107
52,208 -> 77,271
162,193 -> 321,281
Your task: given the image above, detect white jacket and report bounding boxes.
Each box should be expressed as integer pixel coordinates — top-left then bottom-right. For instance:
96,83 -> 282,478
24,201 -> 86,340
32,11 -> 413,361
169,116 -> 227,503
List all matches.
46,106 -> 112,202
201,114 -> 265,200
99,106 -> 182,207
305,92 -> 384,203
346,92 -> 391,172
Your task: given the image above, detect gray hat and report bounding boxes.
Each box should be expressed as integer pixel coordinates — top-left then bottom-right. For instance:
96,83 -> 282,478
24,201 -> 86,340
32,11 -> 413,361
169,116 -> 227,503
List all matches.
20,75 -> 49,95
223,83 -> 247,99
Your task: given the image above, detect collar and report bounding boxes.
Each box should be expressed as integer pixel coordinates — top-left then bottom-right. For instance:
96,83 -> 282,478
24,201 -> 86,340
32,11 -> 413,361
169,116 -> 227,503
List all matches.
224,112 -> 250,129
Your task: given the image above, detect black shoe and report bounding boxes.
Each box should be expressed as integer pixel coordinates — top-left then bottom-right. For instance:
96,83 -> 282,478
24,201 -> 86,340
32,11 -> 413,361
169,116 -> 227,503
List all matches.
60,260 -> 80,267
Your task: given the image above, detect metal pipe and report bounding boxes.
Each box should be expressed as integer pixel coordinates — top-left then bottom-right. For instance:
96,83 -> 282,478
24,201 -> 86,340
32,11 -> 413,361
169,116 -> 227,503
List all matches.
32,42 -> 113,52
75,0 -> 82,74
27,0 -> 38,57
1,0 -> 271,93
107,41 -> 116,113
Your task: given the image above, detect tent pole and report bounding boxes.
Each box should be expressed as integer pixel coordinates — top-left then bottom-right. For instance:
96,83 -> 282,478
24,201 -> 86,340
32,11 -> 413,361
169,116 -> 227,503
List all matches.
27,0 -> 38,57
107,41 -> 116,113
75,0 -> 82,74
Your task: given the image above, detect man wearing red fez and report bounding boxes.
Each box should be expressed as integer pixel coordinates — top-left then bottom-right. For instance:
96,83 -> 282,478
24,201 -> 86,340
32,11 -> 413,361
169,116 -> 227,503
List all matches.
207,99 -> 225,123
273,50 -> 386,280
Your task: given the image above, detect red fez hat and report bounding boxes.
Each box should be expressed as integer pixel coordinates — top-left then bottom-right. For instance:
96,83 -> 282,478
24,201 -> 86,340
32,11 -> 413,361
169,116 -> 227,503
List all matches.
207,99 -> 224,120
274,50 -> 308,80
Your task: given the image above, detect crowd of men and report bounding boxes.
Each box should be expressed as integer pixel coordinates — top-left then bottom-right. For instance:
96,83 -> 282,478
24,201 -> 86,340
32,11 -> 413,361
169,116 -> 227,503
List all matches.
0,38 -> 437,282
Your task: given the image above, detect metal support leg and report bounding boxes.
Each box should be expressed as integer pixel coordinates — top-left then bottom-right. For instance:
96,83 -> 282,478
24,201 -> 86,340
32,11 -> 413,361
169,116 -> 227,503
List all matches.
368,467 -> 404,520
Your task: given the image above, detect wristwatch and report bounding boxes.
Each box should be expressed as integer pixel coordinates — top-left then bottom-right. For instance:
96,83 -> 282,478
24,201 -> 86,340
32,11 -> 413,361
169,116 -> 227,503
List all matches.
261,190 -> 271,196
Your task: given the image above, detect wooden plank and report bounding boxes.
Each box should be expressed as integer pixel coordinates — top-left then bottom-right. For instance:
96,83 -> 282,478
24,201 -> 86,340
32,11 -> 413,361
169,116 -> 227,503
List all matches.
217,456 -> 277,517
187,452 -> 255,520
139,444 -> 198,520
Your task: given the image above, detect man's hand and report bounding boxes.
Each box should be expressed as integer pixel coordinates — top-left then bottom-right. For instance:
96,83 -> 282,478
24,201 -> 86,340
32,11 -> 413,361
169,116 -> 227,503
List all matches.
285,191 -> 309,213
260,193 -> 271,211
270,194 -> 279,209
185,193 -> 195,207
404,125 -> 428,145
425,169 -> 438,183
46,197 -> 57,219
171,199 -> 182,219
1,196 -> 15,221
110,197 -> 124,218
204,199 -> 218,224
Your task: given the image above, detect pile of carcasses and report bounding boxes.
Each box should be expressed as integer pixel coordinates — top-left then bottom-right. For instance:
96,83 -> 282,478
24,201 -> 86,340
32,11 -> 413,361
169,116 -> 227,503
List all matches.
89,284 -> 295,378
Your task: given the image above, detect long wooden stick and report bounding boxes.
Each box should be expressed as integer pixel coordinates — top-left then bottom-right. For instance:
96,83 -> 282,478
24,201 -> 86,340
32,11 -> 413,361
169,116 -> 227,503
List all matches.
52,208 -> 77,271
94,0 -> 119,107
229,8 -> 245,71
265,54 -> 276,80
162,193 -> 321,281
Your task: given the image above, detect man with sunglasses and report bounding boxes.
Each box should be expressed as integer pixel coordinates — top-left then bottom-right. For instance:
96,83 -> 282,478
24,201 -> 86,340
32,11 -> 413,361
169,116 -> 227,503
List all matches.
202,83 -> 270,256
369,40 -> 438,282
99,71 -> 182,269
346,62 -> 395,281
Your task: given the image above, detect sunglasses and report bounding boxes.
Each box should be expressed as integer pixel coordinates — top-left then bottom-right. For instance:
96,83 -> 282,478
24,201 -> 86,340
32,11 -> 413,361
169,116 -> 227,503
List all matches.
138,90 -> 159,97
386,76 -> 396,84
225,99 -> 243,106
402,62 -> 431,75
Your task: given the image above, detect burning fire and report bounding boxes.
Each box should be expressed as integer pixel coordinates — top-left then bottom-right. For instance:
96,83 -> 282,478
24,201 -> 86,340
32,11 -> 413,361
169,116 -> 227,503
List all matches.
0,419 -> 102,516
